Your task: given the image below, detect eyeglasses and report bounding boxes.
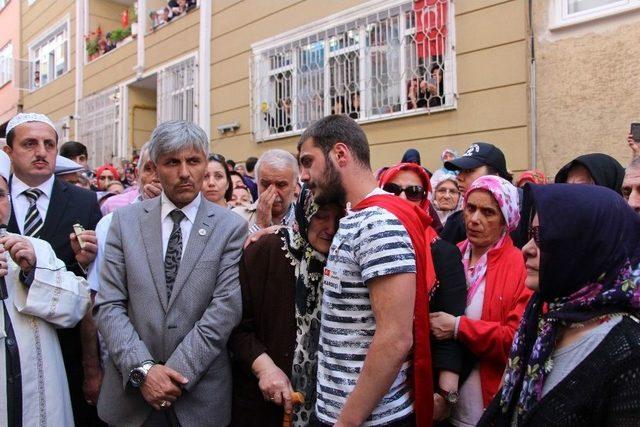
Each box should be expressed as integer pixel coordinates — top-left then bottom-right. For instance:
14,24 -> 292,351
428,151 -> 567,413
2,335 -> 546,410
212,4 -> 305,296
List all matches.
528,225 -> 540,246
435,188 -> 460,197
382,183 -> 426,202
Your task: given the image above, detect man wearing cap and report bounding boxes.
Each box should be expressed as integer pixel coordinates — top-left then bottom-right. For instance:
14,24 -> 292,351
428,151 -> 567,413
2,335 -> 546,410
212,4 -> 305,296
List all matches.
0,149 -> 92,427
3,113 -> 104,425
441,142 -> 521,246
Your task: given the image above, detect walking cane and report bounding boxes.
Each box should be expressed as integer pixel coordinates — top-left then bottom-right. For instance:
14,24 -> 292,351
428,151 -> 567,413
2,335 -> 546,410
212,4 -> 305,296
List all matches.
282,391 -> 305,427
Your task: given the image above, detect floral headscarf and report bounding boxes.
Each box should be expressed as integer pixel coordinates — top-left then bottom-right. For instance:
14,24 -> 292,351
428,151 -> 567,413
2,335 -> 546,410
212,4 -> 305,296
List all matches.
460,176 -> 520,305
490,184 -> 640,426
464,175 -> 520,232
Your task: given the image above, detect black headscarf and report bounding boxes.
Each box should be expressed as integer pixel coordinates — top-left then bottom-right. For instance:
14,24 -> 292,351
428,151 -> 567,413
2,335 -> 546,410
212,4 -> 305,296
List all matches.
482,184 -> 640,426
401,148 -> 421,165
554,153 -> 625,194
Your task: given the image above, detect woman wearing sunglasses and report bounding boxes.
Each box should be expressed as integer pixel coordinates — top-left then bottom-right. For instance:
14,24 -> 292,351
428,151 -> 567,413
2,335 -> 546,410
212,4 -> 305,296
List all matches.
479,184 -> 640,426
378,162 -> 468,422
430,175 -> 532,427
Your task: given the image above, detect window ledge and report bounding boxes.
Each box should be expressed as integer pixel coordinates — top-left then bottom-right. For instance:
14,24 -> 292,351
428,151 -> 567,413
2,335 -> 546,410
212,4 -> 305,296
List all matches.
254,103 -> 457,143
146,6 -> 199,35
86,35 -> 135,65
550,2 -> 640,31
29,69 -> 72,93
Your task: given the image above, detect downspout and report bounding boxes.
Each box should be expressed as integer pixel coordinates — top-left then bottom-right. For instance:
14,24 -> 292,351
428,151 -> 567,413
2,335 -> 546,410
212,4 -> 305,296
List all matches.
74,0 -> 85,138
528,0 -> 537,169
135,0 -> 145,78
198,0 -> 212,141
130,104 -> 156,151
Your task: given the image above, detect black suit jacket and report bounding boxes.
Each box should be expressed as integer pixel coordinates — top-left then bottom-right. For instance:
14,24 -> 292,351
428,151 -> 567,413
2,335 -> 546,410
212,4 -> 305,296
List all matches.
8,176 -> 102,276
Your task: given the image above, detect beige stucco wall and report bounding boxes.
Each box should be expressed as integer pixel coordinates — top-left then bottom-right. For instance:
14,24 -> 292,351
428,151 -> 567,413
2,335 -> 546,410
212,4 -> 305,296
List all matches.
0,0 -> 21,125
532,0 -> 640,177
128,85 -> 156,150
20,0 -> 76,125
211,0 -> 530,174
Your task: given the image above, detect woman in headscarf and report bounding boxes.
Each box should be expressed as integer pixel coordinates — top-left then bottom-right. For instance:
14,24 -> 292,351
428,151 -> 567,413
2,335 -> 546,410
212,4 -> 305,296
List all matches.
516,170 -> 547,188
478,184 -> 640,427
379,162 -> 444,232
430,175 -> 532,427
554,153 -> 625,194
378,162 -> 468,421
229,187 -> 343,427
95,164 -> 120,191
430,171 -> 462,226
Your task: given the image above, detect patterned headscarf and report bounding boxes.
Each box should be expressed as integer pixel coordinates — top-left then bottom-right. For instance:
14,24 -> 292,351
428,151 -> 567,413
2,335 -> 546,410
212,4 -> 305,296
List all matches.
516,170 -> 547,187
460,176 -> 520,305
494,184 -> 640,426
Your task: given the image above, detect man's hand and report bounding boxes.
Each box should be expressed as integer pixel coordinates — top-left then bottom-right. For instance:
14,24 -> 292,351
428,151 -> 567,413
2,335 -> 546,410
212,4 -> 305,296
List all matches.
433,393 -> 451,421
82,364 -> 103,406
430,312 -> 456,340
143,182 -> 162,200
627,133 -> 640,159
1,234 -> 36,274
141,365 -> 189,410
70,230 -> 98,269
255,185 -> 277,229
243,225 -> 283,249
0,250 -> 7,278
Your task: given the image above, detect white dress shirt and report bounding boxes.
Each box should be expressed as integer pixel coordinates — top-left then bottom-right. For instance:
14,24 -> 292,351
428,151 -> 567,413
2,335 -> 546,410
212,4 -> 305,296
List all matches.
10,175 -> 55,234
161,192 -> 200,258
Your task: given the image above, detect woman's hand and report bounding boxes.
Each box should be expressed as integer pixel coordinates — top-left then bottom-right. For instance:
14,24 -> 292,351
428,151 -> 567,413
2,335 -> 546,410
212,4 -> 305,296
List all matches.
252,353 -> 294,414
430,311 -> 456,340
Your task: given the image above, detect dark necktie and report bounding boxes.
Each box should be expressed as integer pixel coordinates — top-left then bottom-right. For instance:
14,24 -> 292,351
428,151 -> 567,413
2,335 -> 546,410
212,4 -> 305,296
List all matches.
23,188 -> 44,238
164,209 -> 185,299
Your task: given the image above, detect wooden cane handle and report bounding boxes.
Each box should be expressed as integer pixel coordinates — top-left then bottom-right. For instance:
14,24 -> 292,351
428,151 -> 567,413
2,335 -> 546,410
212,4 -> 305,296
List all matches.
282,392 -> 305,427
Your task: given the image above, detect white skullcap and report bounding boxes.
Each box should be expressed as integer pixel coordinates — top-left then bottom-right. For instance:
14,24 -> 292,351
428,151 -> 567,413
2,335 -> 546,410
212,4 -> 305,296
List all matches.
55,155 -> 84,176
0,150 -> 10,183
6,112 -> 57,137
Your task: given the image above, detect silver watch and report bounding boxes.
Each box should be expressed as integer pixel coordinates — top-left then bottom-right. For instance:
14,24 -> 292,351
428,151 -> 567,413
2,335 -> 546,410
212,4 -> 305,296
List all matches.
129,360 -> 155,388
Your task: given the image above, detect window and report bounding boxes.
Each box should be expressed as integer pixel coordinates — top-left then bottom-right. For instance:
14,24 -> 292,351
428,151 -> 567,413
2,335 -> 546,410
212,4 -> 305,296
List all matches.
553,0 -> 640,27
78,88 -> 121,168
251,0 -> 455,141
158,56 -> 197,124
29,19 -> 69,90
0,43 -> 12,87
0,1 -> 8,11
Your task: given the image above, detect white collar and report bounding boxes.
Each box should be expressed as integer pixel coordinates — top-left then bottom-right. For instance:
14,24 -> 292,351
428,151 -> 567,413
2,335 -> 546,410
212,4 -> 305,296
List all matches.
11,174 -> 55,199
160,192 -> 201,224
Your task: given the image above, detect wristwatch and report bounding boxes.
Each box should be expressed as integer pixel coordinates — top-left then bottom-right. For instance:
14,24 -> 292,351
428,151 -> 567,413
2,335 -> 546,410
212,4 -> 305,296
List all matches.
436,387 -> 460,405
128,360 -> 155,388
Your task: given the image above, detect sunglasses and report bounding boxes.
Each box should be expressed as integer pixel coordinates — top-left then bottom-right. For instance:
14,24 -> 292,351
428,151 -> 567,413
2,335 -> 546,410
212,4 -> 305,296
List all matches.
382,183 -> 426,202
528,225 -> 540,246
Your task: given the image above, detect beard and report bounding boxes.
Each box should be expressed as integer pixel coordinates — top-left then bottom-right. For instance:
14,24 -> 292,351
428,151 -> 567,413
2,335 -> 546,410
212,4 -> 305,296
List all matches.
311,157 -> 347,207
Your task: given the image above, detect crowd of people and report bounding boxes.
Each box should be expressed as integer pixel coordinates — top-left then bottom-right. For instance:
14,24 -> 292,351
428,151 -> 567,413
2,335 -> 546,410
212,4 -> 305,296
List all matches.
1,111 -> 640,427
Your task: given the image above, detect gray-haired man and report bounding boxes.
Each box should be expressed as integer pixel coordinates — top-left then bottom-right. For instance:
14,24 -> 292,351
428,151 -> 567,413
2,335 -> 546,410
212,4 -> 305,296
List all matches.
231,148 -> 298,233
95,121 -> 247,426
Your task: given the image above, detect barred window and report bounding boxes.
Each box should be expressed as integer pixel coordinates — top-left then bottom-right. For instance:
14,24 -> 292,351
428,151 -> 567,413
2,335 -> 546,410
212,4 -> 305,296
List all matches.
553,0 -> 640,27
78,88 -> 121,168
158,56 -> 197,124
251,0 -> 456,141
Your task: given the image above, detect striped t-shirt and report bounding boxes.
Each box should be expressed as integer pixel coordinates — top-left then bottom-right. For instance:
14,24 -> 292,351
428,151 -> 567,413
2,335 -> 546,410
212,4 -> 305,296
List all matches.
316,197 -> 416,426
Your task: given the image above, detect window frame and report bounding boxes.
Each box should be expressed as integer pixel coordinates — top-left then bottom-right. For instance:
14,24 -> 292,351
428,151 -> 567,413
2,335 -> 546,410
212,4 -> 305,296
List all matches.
0,42 -> 13,88
551,0 -> 640,29
250,0 -> 457,142
27,15 -> 71,91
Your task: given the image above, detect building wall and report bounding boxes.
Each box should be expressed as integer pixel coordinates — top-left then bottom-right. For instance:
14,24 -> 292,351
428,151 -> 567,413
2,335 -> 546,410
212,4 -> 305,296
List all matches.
127,85 -> 155,149
210,0 -> 530,173
88,0 -> 125,38
0,0 -> 21,124
532,0 -> 640,176
20,0 -> 76,125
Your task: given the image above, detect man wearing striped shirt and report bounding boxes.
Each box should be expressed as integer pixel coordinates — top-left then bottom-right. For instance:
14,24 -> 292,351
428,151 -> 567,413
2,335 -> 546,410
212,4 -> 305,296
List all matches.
298,115 -> 417,426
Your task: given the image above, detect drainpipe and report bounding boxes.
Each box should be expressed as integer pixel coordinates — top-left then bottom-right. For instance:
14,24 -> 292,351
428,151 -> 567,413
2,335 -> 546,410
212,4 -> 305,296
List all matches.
130,104 -> 156,150
74,0 -> 85,137
198,0 -> 212,140
528,0 -> 537,169
135,0 -> 145,78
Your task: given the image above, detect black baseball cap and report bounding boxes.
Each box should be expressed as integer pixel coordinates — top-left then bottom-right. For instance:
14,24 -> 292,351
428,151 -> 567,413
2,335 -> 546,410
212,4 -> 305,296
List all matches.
444,142 -> 510,180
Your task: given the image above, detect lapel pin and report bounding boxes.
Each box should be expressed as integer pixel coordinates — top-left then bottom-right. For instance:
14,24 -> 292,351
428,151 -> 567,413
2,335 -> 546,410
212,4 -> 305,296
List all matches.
198,228 -> 206,236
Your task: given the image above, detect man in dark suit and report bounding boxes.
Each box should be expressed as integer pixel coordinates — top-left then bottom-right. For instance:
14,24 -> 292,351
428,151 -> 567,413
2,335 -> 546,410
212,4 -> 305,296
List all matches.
3,113 -> 104,425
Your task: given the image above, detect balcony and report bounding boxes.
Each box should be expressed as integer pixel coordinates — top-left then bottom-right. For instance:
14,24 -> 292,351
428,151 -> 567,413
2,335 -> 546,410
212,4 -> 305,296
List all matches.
85,0 -> 137,63
146,0 -> 198,34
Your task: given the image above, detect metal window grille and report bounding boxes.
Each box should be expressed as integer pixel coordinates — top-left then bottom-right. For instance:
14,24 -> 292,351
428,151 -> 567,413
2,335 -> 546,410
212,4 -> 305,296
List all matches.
251,0 -> 455,141
28,22 -> 68,90
157,56 -> 197,124
0,43 -> 12,86
78,88 -> 121,168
